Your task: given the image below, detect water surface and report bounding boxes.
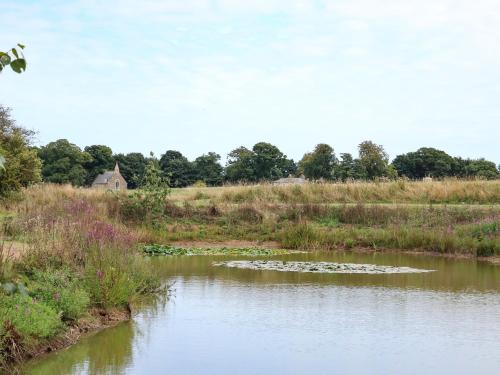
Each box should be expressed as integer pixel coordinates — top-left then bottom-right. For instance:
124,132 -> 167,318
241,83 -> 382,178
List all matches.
24,252 -> 500,374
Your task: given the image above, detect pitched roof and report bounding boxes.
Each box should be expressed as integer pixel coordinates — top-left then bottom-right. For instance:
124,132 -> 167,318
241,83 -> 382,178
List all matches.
93,171 -> 114,185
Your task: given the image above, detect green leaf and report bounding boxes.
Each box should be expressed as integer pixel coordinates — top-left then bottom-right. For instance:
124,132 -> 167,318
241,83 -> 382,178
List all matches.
11,48 -> 18,58
0,54 -> 11,65
10,59 -> 26,73
17,43 -> 25,49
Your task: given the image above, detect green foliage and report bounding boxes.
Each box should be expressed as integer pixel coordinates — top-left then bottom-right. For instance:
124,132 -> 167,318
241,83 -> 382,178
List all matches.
0,294 -> 62,340
143,244 -> 296,256
252,142 -> 296,181
120,156 -> 170,223
393,147 -> 456,179
225,143 -> 296,183
358,141 -> 389,180
193,152 -> 224,186
225,146 -> 256,182
159,150 -> 195,187
455,157 -> 499,180
299,143 -> 336,180
84,247 -> 159,308
113,152 -> 147,189
0,106 -> 41,196
38,139 -> 91,186
83,145 -> 115,185
0,44 -> 26,74
29,269 -> 90,321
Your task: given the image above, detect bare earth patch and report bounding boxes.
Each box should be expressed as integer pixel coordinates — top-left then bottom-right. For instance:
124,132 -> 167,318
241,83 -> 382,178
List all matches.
170,240 -> 281,249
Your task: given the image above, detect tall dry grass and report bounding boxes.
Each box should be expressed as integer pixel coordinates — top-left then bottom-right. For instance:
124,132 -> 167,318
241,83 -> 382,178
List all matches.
170,179 -> 500,205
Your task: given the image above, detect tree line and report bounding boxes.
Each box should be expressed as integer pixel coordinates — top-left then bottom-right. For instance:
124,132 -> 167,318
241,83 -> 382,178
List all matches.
1,104 -> 499,196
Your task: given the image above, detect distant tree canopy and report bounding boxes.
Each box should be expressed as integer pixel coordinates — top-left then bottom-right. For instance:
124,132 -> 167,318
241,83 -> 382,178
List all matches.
1,102 -> 499,196
457,158 -> 499,180
159,150 -> 195,187
357,141 -> 389,180
225,142 -> 295,183
193,152 -> 224,186
38,139 -> 91,186
299,144 -> 337,180
84,145 -> 114,185
0,105 -> 41,196
393,148 -> 499,180
113,152 -> 147,189
393,147 -> 456,179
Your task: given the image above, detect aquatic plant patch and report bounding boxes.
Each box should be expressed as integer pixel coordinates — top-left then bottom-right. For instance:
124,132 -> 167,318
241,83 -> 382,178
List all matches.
214,260 -> 435,274
142,244 -> 299,256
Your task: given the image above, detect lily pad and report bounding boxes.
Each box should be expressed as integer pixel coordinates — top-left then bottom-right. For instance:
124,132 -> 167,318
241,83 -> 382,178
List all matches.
213,260 -> 434,274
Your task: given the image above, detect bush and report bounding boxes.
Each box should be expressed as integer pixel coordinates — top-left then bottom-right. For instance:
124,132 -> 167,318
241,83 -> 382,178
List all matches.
30,269 -> 90,321
84,247 -> 160,308
0,294 -> 62,340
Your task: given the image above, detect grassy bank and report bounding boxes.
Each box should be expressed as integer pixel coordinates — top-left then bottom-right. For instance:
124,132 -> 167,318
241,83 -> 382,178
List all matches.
147,181 -> 500,257
0,186 -> 161,371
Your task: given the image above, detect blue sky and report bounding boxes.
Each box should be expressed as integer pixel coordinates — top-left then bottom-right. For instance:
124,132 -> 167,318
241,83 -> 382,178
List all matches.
1,0 -> 499,163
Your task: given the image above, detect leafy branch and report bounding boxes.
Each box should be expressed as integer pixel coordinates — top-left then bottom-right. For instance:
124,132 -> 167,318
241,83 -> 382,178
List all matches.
0,43 -> 27,74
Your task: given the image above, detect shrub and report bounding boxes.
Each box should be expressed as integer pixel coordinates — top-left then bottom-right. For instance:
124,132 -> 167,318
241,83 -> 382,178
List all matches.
30,269 -> 90,321
0,294 -> 62,340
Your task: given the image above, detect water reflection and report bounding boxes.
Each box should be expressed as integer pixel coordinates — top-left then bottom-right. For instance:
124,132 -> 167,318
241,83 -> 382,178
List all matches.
150,252 -> 500,292
24,252 -> 500,374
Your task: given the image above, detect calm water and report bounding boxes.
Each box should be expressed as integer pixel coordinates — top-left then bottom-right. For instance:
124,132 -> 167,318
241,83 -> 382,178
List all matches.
24,252 -> 500,375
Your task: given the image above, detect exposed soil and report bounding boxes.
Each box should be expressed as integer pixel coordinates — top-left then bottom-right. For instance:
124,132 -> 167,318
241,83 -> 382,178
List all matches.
170,239 -> 282,249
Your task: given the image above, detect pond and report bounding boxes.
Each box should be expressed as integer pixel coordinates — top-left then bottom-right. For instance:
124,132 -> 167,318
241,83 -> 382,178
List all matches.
24,251 -> 500,374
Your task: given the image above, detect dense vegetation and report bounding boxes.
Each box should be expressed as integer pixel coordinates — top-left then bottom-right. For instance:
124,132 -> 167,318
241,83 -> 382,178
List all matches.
36,139 -> 498,190
0,187 -> 162,370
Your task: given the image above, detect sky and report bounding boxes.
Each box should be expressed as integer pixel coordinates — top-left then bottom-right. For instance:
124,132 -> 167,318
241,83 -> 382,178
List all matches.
1,0 -> 499,164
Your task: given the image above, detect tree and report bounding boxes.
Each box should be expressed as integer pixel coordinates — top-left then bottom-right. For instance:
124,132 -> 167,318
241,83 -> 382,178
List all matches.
193,152 -> 224,186
392,147 -> 455,179
38,139 -> 91,186
358,141 -> 389,180
113,152 -> 147,189
225,146 -> 256,183
159,150 -> 195,187
335,153 -> 357,181
0,105 -> 41,195
83,145 -> 114,185
252,142 -> 296,181
0,45 -> 27,178
298,144 -> 336,180
0,44 -> 26,74
464,159 -> 499,179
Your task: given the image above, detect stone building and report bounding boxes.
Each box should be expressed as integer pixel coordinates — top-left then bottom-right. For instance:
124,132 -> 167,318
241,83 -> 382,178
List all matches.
91,163 -> 127,190
273,175 -> 307,186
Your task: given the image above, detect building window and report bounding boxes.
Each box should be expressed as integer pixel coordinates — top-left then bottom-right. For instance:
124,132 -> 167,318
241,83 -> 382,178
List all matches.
115,180 -> 120,189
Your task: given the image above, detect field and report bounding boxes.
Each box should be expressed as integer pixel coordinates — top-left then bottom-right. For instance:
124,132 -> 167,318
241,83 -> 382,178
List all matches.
159,180 -> 500,257
0,179 -> 499,369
